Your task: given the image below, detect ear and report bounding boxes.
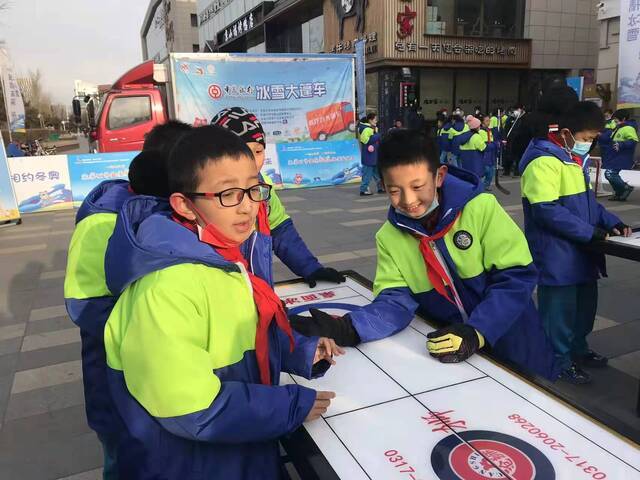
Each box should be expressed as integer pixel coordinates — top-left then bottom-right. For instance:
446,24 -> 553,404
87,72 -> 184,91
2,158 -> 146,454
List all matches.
436,165 -> 448,188
169,193 -> 196,221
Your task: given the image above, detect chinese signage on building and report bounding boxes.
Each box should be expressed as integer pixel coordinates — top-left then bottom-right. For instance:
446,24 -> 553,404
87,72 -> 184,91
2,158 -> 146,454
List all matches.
329,31 -> 378,54
199,0 -> 233,26
216,4 -> 270,46
393,35 -> 530,66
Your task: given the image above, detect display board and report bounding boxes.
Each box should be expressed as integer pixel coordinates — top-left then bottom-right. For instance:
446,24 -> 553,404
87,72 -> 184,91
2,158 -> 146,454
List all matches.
607,231 -> 640,248
68,151 -> 135,206
0,132 -> 20,223
275,276 -> 640,480
7,154 -> 73,213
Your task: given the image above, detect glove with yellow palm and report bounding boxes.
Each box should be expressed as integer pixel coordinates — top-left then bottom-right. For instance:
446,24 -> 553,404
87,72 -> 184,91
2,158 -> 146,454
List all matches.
426,324 -> 485,363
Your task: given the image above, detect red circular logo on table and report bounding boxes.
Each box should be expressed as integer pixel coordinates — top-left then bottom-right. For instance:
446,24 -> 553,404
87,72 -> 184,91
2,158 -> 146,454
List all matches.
431,431 -> 555,479
208,84 -> 223,100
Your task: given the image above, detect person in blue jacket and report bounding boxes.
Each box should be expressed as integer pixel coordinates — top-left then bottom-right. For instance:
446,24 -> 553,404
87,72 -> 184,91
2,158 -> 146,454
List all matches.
291,129 -> 559,380
448,111 -> 469,167
479,114 -> 498,191
64,120 -> 192,479
358,112 -> 384,196
437,112 -> 452,164
519,101 -> 632,384
455,115 -> 486,178
6,139 -> 25,157
212,106 -> 346,287
600,109 -> 638,201
103,125 -> 341,479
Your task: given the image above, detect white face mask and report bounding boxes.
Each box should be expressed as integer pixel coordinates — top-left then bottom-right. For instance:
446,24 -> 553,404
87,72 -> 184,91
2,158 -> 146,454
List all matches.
396,176 -> 440,219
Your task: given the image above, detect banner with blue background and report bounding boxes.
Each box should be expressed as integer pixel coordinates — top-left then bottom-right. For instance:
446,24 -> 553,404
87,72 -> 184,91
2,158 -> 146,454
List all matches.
68,151 -> 136,205
170,53 -> 361,186
0,131 -> 20,222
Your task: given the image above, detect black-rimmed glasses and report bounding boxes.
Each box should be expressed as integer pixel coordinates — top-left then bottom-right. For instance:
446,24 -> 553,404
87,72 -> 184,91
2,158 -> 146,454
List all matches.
186,183 -> 272,207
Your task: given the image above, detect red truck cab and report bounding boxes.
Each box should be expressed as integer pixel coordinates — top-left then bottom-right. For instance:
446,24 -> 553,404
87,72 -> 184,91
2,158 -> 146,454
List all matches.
93,61 -> 167,153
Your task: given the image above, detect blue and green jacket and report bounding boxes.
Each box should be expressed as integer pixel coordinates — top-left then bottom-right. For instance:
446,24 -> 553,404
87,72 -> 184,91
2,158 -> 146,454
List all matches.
103,196 -> 324,480
438,121 -> 453,153
358,121 -> 381,166
64,179 -> 132,439
520,139 -> 621,286
455,130 -> 486,177
348,166 -> 559,380
448,120 -> 470,157
599,121 -> 638,170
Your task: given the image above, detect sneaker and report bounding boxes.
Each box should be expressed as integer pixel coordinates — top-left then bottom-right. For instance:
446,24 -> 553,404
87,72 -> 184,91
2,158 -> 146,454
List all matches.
619,185 -> 634,201
560,363 -> 592,384
360,191 -> 373,196
579,350 -> 608,368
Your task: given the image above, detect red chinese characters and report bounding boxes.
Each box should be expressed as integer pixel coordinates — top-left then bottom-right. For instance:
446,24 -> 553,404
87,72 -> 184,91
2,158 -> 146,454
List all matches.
397,5 -> 417,39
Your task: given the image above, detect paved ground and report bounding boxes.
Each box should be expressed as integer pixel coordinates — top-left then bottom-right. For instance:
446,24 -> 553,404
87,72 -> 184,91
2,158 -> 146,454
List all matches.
1,178 -> 639,478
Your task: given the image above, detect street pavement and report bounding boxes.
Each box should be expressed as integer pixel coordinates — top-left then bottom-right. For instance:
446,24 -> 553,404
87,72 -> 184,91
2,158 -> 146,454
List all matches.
1,178 -> 639,478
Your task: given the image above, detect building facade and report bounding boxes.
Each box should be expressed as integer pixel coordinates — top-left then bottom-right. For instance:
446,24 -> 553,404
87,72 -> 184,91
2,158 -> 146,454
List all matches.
194,0 -> 601,128
141,0 -> 200,64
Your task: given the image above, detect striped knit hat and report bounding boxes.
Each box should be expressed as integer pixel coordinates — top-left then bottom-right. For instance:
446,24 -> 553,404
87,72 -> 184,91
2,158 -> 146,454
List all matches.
211,106 -> 265,145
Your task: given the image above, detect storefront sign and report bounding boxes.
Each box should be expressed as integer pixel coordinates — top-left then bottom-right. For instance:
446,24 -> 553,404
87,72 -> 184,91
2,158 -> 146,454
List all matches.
218,10 -> 256,45
393,35 -> 530,65
330,31 -> 378,54
199,0 -> 232,26
397,5 -> 417,38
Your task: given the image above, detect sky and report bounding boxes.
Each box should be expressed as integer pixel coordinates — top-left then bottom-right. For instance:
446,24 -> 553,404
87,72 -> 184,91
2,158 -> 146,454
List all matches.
1,0 -> 150,104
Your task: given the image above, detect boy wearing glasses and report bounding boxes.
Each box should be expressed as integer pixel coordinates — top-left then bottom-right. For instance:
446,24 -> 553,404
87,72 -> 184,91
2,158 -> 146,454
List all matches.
102,126 -> 341,479
212,107 -> 346,288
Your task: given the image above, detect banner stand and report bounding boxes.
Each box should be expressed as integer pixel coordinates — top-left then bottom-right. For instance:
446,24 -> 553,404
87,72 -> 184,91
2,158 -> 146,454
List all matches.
0,130 -> 22,226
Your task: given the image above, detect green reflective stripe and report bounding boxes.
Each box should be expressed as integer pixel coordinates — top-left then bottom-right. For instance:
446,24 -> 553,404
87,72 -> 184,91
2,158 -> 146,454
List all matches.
448,124 -> 470,140
64,213 -> 115,299
605,120 -> 616,130
613,125 -> 639,142
105,263 -> 258,418
359,124 -> 374,144
374,194 -> 533,294
478,129 -> 489,142
489,117 -> 499,129
521,155 -> 586,203
460,132 -> 487,152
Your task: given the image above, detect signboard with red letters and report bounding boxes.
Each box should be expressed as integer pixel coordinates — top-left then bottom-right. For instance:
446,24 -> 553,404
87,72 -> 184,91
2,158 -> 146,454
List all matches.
276,276 -> 640,480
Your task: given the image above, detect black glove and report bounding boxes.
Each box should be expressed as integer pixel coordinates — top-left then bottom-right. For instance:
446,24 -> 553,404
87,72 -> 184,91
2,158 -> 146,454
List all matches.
290,309 -> 360,347
610,222 -> 629,235
590,227 -> 608,243
304,267 -> 346,288
426,324 -> 485,363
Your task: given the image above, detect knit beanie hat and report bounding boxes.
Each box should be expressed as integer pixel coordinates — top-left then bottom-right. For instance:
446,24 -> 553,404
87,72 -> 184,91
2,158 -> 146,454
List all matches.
466,115 -> 481,130
211,106 -> 265,145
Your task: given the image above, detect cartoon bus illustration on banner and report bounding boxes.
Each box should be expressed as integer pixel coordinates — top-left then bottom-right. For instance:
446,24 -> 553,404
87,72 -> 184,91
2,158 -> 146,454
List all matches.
306,102 -> 357,141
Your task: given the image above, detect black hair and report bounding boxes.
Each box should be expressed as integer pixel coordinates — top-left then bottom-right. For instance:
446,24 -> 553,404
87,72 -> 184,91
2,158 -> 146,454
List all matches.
143,120 -> 192,157
378,129 -> 440,178
559,101 -> 605,133
613,109 -> 631,121
604,109 -> 614,115
128,150 -> 170,197
168,125 -> 253,194
366,112 -> 377,121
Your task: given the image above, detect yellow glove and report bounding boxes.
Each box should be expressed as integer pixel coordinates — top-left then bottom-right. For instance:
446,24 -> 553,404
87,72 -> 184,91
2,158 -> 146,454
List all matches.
426,324 -> 485,363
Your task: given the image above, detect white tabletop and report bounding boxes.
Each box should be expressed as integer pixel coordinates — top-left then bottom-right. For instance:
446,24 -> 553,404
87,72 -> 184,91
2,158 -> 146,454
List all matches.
276,277 -> 640,480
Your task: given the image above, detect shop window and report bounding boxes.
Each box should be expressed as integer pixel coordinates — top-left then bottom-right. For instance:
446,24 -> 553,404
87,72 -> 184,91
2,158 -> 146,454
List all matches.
456,71 -> 488,114
191,14 -> 198,27
488,71 -> 520,115
454,0 -> 525,38
366,73 -> 379,115
419,69 -> 454,119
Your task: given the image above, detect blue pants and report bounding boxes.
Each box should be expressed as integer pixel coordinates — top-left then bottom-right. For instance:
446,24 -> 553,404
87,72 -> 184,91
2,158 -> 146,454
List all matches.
98,434 -> 119,480
360,164 -> 381,193
483,165 -> 494,189
605,169 -> 627,196
537,282 -> 598,371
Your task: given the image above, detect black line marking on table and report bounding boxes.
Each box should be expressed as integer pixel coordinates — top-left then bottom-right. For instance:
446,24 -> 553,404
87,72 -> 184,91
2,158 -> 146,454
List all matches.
324,395 -> 413,420
285,373 -> 372,479
354,343 -> 515,480
412,376 -> 488,397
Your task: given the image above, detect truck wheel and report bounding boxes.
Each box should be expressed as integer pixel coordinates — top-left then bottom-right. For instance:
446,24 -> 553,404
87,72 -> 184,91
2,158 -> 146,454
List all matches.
348,122 -> 356,132
318,132 -> 327,141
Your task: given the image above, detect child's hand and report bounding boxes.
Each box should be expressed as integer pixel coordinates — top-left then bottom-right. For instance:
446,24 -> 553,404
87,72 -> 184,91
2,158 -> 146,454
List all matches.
305,390 -> 336,422
314,337 -> 345,366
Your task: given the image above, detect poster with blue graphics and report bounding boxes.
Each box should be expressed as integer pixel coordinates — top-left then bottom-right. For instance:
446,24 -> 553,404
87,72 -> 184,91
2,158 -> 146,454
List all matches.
171,53 -> 356,144
0,132 -> 21,222
277,139 -> 361,189
68,151 -> 137,206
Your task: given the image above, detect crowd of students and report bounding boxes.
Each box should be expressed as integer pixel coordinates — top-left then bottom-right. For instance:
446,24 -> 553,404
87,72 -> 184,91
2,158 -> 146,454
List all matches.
64,95 -> 636,478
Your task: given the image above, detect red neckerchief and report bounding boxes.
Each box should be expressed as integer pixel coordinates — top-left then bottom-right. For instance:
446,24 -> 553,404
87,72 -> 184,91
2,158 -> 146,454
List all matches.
482,126 -> 493,143
416,212 -> 461,305
548,132 -> 584,167
172,203 -> 292,386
